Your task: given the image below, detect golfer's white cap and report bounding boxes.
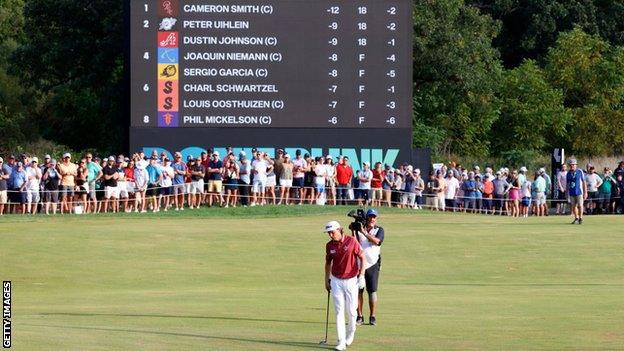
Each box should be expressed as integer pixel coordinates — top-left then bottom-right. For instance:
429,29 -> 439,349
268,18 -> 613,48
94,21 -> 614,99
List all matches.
324,220 -> 341,232
520,166 -> 527,172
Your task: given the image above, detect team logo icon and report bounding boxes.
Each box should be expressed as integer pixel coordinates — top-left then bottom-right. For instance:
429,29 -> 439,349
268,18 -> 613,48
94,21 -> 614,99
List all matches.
158,80 -> 178,95
159,0 -> 179,17
158,111 -> 179,127
159,17 -> 177,31
159,64 -> 178,79
158,32 -> 178,48
158,48 -> 179,64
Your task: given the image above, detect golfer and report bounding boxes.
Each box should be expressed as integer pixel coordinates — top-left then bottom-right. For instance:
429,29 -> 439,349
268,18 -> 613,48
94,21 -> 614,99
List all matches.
325,220 -> 366,351
356,208 -> 385,326
566,158 -> 587,224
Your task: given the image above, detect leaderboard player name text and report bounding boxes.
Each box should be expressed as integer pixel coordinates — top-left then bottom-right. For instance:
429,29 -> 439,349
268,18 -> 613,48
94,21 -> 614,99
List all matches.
130,0 -> 412,129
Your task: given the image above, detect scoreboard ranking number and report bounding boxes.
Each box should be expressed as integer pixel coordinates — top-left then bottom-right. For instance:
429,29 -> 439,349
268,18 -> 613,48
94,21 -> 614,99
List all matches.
130,0 -> 413,130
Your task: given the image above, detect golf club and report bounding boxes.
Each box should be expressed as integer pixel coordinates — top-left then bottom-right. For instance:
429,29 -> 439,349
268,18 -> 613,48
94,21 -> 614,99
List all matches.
319,290 -> 330,344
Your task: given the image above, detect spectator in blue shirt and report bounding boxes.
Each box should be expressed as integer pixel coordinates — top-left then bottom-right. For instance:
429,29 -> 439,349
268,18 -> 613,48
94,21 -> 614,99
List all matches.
462,172 -> 477,213
566,158 -> 587,224
171,152 -> 187,211
146,157 -> 163,212
11,162 -> 27,213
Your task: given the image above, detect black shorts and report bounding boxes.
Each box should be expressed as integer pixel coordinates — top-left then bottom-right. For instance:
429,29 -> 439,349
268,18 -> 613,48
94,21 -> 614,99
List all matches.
159,186 -> 172,196
493,194 -> 505,208
225,179 -> 238,192
9,189 -> 20,203
363,259 -> 381,293
147,183 -> 159,197
292,177 -> 304,188
445,198 -> 456,209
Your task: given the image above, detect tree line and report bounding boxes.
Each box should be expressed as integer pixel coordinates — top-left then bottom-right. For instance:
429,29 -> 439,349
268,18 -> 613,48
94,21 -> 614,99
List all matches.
0,0 -> 623,159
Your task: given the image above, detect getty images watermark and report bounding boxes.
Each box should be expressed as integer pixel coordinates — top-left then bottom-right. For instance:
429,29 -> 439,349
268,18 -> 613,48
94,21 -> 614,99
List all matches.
3,281 -> 10,348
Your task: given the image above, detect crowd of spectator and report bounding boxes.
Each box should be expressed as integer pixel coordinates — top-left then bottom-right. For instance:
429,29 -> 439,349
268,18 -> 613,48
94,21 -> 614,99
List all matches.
0,149 -> 623,216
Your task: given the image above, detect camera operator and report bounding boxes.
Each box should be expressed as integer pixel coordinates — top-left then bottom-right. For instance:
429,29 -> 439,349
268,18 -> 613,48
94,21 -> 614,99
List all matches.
354,208 -> 385,326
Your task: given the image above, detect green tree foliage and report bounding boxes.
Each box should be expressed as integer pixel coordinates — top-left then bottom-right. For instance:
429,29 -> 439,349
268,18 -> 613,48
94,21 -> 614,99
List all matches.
471,0 -> 604,67
491,59 -> 571,154
413,0 -> 502,157
0,0 -> 29,153
14,0 -> 125,154
594,0 -> 624,47
545,28 -> 624,156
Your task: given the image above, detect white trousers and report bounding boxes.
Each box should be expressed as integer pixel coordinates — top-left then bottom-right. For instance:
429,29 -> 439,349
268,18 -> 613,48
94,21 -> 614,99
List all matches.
331,275 -> 358,345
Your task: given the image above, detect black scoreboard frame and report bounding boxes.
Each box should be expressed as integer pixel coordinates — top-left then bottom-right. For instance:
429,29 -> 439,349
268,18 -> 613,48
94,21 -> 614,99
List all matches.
126,0 -> 420,170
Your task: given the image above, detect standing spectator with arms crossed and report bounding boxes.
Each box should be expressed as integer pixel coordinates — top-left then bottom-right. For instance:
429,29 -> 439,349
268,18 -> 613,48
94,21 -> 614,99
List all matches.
358,162 -> 373,206
335,156 -> 353,206
584,165 -> 602,215
324,220 -> 366,351
171,152 -> 187,211
207,152 -> 225,207
57,153 -> 77,214
102,156 -> 120,213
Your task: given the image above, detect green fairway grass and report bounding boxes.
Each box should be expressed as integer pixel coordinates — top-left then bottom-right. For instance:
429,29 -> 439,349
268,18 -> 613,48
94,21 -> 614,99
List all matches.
1,208 -> 623,350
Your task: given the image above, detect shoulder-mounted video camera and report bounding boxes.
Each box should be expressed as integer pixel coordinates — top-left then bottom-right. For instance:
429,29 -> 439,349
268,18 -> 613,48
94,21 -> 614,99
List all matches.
347,209 -> 367,233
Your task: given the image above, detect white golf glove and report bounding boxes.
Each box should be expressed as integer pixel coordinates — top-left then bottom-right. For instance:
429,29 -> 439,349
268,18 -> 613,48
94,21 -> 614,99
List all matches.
357,275 -> 365,290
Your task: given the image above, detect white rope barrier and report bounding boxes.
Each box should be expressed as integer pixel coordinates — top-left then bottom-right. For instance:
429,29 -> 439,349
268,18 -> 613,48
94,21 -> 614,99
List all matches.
1,183 -> 622,215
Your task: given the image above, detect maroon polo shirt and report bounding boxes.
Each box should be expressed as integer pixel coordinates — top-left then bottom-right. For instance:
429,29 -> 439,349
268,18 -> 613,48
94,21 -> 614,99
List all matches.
326,235 -> 362,279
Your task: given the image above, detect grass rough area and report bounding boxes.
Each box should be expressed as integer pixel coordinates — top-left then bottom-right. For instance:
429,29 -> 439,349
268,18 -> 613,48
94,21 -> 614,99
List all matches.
1,207 -> 623,350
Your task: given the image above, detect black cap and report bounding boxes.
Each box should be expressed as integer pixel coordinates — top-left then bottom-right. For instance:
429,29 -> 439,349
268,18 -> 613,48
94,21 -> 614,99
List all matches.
295,149 -> 301,156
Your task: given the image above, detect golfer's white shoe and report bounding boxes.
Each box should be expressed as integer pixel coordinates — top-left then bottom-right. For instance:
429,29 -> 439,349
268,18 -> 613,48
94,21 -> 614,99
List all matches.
334,343 -> 347,351
345,330 -> 355,346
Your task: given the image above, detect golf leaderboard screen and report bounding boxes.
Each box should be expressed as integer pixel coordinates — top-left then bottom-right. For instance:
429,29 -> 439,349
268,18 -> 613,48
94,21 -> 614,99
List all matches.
130,0 -> 412,129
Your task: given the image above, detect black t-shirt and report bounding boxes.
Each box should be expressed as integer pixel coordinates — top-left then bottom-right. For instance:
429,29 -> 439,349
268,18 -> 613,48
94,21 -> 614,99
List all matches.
102,165 -> 118,187
208,160 -> 223,180
43,168 -> 60,190
426,178 -> 439,195
76,167 -> 86,186
191,164 -> 205,181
